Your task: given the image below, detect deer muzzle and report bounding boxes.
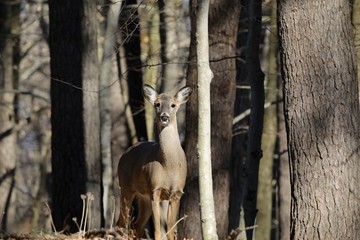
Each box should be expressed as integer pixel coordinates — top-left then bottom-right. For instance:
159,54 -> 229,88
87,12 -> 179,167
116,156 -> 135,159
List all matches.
160,113 -> 170,124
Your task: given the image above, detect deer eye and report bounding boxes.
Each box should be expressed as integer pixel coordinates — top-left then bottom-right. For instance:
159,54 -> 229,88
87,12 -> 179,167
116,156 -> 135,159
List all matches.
155,103 -> 160,108
171,104 -> 176,108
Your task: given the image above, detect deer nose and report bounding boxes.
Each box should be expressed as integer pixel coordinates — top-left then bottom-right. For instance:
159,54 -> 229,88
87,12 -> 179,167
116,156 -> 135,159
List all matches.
160,113 -> 170,123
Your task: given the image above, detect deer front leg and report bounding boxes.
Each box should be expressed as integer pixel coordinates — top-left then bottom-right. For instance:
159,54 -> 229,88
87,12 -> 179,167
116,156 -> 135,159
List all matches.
152,189 -> 162,240
167,191 -> 183,240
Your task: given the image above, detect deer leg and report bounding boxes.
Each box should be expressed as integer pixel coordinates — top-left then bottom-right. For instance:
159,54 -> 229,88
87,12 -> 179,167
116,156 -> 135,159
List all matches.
117,190 -> 134,235
167,199 -> 180,240
160,200 -> 169,237
167,191 -> 183,240
134,196 -> 152,238
151,189 -> 162,240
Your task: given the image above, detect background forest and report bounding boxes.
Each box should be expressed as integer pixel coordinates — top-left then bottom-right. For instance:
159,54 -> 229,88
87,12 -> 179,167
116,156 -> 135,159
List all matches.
1,0 -> 359,240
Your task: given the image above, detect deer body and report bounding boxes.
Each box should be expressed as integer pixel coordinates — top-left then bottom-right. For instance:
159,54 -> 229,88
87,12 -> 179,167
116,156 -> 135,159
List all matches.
117,85 -> 191,240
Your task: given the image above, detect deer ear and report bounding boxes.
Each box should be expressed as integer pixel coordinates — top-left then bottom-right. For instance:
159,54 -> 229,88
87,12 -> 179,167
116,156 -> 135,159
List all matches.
143,84 -> 158,105
175,86 -> 192,104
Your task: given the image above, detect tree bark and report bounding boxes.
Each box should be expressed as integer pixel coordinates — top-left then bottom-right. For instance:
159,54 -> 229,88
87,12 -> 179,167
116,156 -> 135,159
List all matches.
0,0 -> 20,231
277,64 -> 291,240
180,0 -> 240,239
228,1 -> 249,232
255,1 -> 277,239
242,0 -> 265,239
49,0 -> 103,232
196,0 -> 217,239
278,0 -> 360,238
158,0 -> 182,92
353,0 -> 360,100
99,0 -> 122,222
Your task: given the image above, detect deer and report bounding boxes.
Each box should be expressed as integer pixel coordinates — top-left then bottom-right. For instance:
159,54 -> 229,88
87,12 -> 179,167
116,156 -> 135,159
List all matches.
117,84 -> 191,240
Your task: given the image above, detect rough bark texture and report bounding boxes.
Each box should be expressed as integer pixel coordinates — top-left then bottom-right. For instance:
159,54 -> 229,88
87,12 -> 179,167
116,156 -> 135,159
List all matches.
49,0 -> 103,232
180,0 -> 240,239
277,69 -> 291,240
354,0 -> 360,98
278,0 -> 360,239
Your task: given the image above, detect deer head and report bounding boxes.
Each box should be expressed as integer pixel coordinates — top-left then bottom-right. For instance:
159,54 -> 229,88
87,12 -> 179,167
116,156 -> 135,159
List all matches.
143,84 -> 191,130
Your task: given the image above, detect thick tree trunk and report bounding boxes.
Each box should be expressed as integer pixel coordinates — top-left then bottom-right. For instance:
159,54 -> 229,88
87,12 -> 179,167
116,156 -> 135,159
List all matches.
278,0 -> 360,239
277,68 -> 291,240
49,0 -> 103,232
180,0 -> 240,239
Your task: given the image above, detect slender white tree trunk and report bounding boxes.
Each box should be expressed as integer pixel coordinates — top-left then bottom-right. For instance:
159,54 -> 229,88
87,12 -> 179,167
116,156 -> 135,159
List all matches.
196,0 -> 218,239
99,0 -> 122,222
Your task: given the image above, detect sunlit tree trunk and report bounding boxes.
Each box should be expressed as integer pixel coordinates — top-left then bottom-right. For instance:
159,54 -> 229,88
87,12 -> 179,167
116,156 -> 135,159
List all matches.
196,0 -> 217,239
158,0 -> 182,92
278,0 -> 360,238
99,0 -> 122,222
180,0 -> 240,239
255,1 -> 277,239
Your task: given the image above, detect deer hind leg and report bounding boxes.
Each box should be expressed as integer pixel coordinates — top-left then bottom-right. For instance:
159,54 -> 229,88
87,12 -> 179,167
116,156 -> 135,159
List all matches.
167,191 -> 183,240
117,190 -> 134,235
133,196 -> 152,238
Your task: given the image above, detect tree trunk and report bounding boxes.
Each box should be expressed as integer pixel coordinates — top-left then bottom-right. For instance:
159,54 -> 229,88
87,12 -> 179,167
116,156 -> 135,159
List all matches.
121,0 -> 147,141
49,0 -> 103,232
99,0 -> 122,222
158,0 -> 182,92
0,0 -> 20,231
157,0 -> 187,139
228,1 -> 249,233
277,63 -> 290,240
142,4 -> 160,141
278,0 -> 360,238
242,0 -> 265,238
196,0 -> 217,239
353,0 -> 360,100
180,0 -> 240,239
255,1 -> 277,239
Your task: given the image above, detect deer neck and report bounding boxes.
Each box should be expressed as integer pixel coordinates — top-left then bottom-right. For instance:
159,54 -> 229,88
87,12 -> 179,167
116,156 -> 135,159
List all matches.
158,123 -> 182,165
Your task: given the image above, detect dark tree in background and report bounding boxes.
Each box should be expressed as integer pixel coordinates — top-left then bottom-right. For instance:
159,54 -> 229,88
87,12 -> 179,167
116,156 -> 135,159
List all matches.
49,0 -> 103,232
121,0 -> 147,141
242,0 -> 264,239
278,0 -> 360,238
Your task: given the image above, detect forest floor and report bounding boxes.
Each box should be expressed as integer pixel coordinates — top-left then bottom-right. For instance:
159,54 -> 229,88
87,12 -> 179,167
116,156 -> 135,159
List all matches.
0,229 -> 124,240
